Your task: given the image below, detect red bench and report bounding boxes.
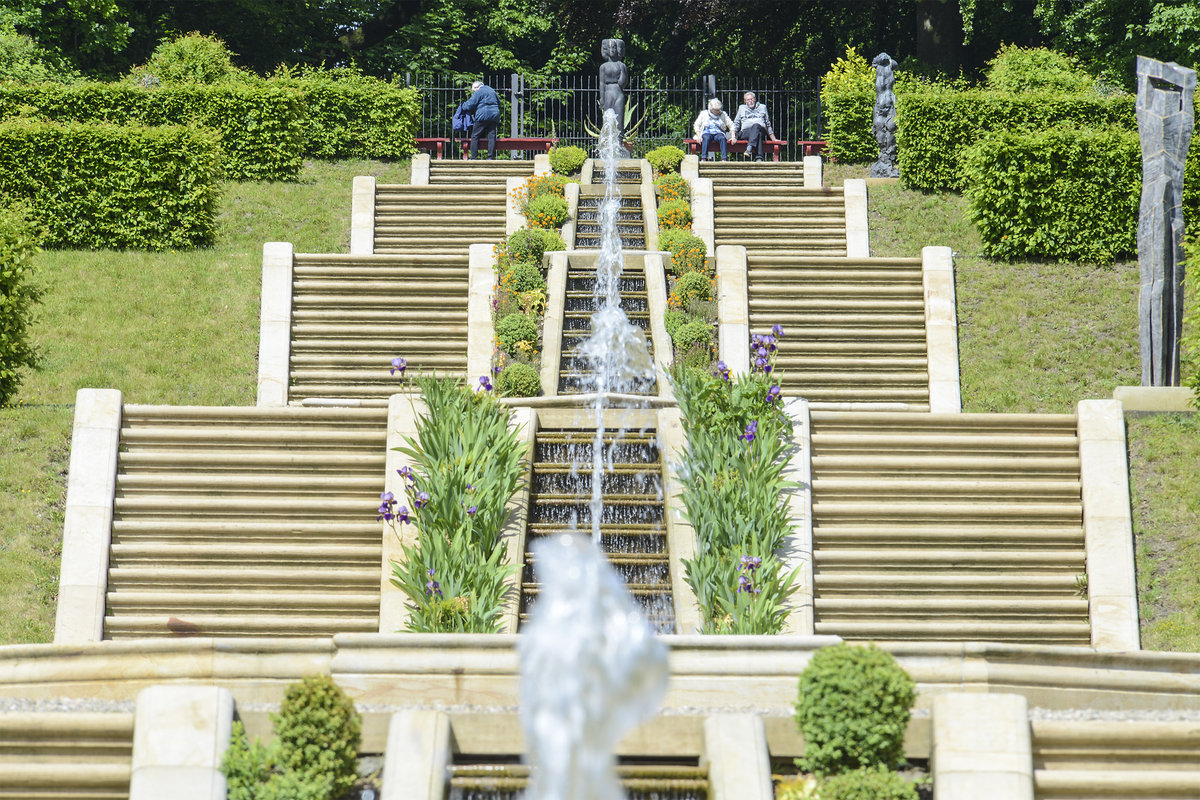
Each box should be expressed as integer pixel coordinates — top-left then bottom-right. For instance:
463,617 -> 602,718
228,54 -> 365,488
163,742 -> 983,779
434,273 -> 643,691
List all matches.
684,138 -> 787,162
458,137 -> 557,159
414,137 -> 452,159
797,140 -> 828,156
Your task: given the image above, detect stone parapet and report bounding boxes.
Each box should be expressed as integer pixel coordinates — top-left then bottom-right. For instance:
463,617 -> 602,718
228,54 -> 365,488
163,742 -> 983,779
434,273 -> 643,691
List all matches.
658,406 -> 702,634
844,178 -> 869,257
803,154 -> 822,188
715,244 -> 749,375
381,710 -> 452,800
409,153 -> 431,186
922,245 -> 962,413
692,177 -> 715,256
129,685 -> 234,800
466,243 -> 496,382
933,693 -> 1033,800
705,714 -> 773,800
256,242 -> 294,407
350,176 -> 376,254
782,398 -> 814,636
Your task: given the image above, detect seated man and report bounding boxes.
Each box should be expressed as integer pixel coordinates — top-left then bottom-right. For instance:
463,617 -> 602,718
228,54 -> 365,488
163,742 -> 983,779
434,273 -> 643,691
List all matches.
732,92 -> 776,162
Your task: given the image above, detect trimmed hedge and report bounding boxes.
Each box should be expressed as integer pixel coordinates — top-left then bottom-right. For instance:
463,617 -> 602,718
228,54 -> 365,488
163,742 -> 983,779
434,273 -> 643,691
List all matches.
271,75 -> 419,160
963,125 -> 1200,263
0,82 -> 303,181
0,120 -> 221,249
823,90 -> 875,163
896,88 -> 1135,192
0,203 -> 42,405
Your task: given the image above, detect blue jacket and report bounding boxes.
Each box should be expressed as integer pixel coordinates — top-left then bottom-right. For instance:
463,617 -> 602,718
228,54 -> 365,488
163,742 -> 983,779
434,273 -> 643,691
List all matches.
461,84 -> 500,123
452,102 -> 473,132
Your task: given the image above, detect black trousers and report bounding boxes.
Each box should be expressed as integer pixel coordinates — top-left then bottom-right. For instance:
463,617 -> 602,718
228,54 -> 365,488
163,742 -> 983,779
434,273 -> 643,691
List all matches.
470,118 -> 498,159
743,125 -> 766,160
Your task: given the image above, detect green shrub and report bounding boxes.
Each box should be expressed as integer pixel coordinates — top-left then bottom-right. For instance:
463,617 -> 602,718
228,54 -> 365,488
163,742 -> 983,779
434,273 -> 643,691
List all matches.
664,308 -> 692,339
496,312 -> 538,352
498,361 -> 541,397
506,227 -> 564,264
670,271 -> 711,309
658,228 -> 709,276
548,144 -> 587,174
963,126 -> 1140,263
223,721 -> 275,800
524,172 -> 571,201
654,172 -> 690,202
821,46 -> 876,163
821,766 -> 918,800
671,318 -> 714,356
273,675 -> 361,800
503,261 -> 546,294
795,643 -> 916,777
658,198 -> 693,229
0,82 -> 304,180
985,44 -> 1096,94
896,87 -> 1135,192
0,203 -> 42,405
646,144 -> 686,174
526,193 -> 569,228
0,120 -> 220,249
270,66 -> 419,160
0,29 -> 75,83
1184,236 -> 1200,407
130,32 -> 248,86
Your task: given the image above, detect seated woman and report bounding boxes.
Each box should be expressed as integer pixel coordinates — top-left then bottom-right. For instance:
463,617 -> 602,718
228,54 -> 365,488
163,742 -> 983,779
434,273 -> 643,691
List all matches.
733,92 -> 776,161
692,98 -> 736,161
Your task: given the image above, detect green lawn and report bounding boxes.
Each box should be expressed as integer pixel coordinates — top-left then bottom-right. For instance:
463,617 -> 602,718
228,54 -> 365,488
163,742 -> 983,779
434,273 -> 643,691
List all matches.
0,159 -> 409,644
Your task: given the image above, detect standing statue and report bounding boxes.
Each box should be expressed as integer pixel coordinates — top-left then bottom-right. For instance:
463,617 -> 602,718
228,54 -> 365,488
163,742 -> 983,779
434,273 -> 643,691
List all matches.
870,52 -> 900,178
1136,56 -> 1196,386
598,38 -> 629,140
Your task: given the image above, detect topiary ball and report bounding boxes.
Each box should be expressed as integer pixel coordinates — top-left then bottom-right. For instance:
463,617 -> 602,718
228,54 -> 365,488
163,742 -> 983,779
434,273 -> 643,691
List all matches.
272,675 -> 361,799
794,643 -> 916,777
526,194 -> 569,229
657,198 -> 693,229
496,312 -> 538,353
504,261 -> 546,294
498,362 -> 542,397
819,766 -> 918,800
671,271 -> 712,308
671,317 -> 714,357
646,145 -> 686,174
654,172 -> 691,202
548,145 -> 588,175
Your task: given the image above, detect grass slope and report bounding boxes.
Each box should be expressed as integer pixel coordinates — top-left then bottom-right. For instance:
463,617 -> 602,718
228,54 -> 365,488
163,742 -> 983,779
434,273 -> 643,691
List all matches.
0,159 -> 409,644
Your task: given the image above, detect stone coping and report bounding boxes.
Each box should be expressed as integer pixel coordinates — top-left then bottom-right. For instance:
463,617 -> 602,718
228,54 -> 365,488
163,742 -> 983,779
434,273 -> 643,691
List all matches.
5,636 -> 1200,712
1113,385 -> 1197,412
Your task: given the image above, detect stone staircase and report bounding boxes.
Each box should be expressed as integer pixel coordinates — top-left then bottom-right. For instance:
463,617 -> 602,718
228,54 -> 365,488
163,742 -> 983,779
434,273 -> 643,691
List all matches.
105,405 -> 385,639
702,161 -> 846,257
575,189 -> 647,249
374,184 -> 506,254
1032,720 -> 1200,798
428,159 -> 536,185
810,411 -> 1090,645
0,711 -> 133,799
748,255 -> 929,408
288,253 -> 469,402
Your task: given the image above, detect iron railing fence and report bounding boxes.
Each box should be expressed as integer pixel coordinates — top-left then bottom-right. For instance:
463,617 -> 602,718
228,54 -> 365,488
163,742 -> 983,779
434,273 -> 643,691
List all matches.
404,72 -> 822,160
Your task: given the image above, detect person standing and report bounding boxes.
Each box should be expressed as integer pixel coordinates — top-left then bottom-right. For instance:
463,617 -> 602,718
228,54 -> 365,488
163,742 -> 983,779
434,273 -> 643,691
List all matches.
461,80 -> 500,159
733,92 -> 776,161
692,98 -> 736,161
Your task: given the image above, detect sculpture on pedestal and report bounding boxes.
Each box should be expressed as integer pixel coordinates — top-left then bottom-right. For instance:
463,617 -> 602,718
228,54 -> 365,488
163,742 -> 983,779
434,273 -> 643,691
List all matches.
1136,56 -> 1196,386
598,38 -> 629,138
870,52 -> 899,178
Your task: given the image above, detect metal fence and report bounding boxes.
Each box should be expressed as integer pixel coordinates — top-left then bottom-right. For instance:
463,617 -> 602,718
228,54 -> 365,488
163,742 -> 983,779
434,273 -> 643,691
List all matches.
404,72 -> 822,160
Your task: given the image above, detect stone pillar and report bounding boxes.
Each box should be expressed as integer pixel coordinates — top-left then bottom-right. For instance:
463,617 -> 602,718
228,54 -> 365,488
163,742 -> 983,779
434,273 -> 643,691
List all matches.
640,179 -> 660,251
562,182 -> 580,249
128,685 -> 235,800
643,252 -> 675,403
501,407 -> 537,633
844,178 -> 869,257
533,153 -> 551,175
922,246 -> 962,413
680,154 -> 700,182
410,153 -> 431,186
55,388 -> 122,644
540,252 -> 568,397
715,245 -> 750,376
256,242 -> 293,407
382,710 -> 452,800
803,154 -> 822,188
782,397 -> 814,636
1135,56 -> 1195,386
932,693 -> 1033,800
704,714 -> 773,800
467,243 -> 496,382
691,177 -> 715,256
658,406 -> 703,634
380,393 -> 427,633
1077,399 -> 1140,651
505,176 -> 525,236
350,176 -> 376,254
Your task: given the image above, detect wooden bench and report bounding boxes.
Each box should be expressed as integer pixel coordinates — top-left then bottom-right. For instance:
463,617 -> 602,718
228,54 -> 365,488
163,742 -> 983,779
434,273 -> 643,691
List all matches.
797,140 -> 828,157
458,137 -> 557,159
684,138 -> 787,161
414,137 -> 452,159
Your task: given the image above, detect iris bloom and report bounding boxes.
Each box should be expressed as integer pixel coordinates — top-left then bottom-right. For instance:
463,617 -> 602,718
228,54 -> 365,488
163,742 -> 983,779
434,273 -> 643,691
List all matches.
390,357 -> 407,376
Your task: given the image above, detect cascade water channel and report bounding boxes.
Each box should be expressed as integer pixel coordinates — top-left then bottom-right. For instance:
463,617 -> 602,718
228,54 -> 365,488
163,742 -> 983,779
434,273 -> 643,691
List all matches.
518,110 -> 676,633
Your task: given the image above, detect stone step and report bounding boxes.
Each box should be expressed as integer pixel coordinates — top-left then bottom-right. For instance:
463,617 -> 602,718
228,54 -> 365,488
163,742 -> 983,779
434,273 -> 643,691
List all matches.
0,712 -> 133,797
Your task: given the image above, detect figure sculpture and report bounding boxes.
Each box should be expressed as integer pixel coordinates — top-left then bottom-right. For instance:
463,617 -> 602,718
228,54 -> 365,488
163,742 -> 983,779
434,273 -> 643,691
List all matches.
598,38 -> 629,144
870,52 -> 900,178
1136,56 -> 1196,386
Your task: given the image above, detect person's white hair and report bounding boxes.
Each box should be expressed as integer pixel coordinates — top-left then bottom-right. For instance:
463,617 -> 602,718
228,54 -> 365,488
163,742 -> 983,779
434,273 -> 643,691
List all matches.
708,97 -> 722,111
471,80 -> 482,90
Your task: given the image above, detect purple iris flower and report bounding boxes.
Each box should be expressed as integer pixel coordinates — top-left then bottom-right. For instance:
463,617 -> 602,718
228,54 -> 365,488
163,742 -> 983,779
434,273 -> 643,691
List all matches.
714,360 -> 731,381
397,465 -> 416,484
414,491 -> 430,509
772,324 -> 784,337
396,505 -> 410,524
766,385 -> 782,403
377,491 -> 395,521
425,567 -> 443,597
467,505 -> 477,516
740,554 -> 762,571
740,420 -> 758,443
390,357 -> 407,376
478,375 -> 493,392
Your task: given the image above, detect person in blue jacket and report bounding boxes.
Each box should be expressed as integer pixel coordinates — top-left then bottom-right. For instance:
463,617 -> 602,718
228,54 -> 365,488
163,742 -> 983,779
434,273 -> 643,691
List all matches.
460,80 -> 500,159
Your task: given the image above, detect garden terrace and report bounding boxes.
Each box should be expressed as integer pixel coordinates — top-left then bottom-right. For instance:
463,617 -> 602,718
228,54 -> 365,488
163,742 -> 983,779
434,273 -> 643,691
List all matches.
747,255 -> 930,409
104,404 -> 385,639
371,184 -> 507,254
286,253 -> 469,403
809,410 -> 1089,645
0,710 -> 133,799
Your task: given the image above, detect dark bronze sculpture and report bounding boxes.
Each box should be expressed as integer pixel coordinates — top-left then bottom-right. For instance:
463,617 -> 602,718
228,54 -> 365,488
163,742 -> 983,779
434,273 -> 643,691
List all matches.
870,52 -> 899,178
599,38 -> 629,138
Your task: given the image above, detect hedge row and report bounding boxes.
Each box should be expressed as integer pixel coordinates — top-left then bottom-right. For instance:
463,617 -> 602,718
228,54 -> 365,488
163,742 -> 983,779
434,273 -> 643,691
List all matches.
821,90 -> 875,163
0,82 -> 302,181
895,88 -> 1136,192
0,120 -> 221,249
271,78 -> 420,161
0,203 -> 42,406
